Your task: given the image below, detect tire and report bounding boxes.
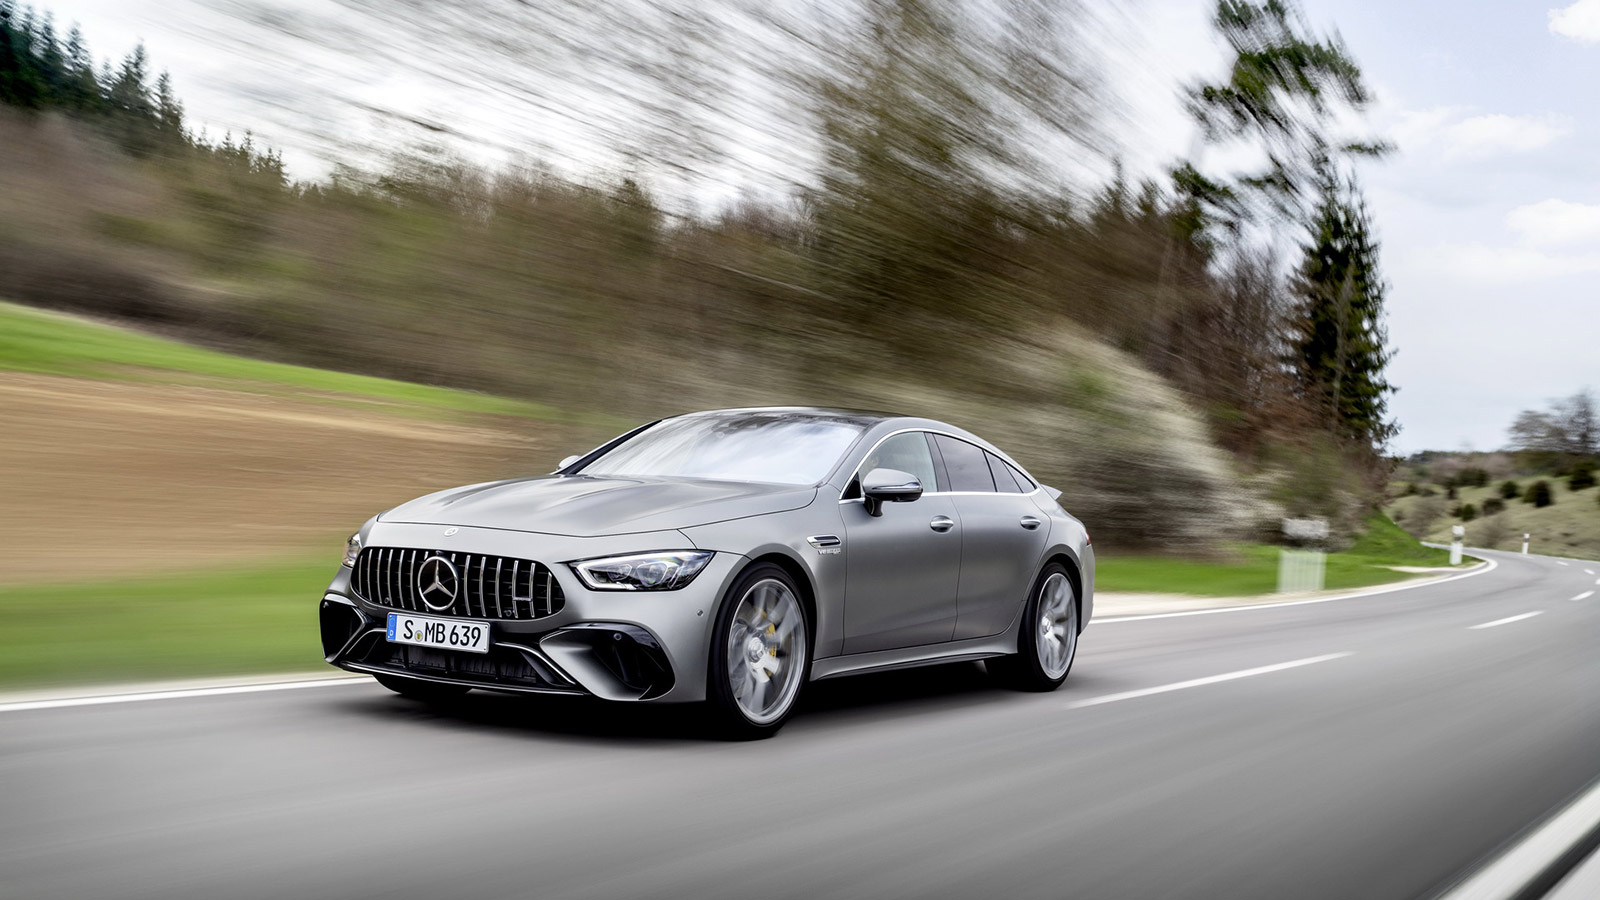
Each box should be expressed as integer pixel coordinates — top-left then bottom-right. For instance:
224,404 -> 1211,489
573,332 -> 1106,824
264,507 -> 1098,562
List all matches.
374,673 -> 472,703
988,562 -> 1078,692
706,563 -> 812,739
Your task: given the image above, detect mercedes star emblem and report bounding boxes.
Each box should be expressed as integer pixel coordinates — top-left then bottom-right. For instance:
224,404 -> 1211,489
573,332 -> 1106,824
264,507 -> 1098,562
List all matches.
417,555 -> 460,610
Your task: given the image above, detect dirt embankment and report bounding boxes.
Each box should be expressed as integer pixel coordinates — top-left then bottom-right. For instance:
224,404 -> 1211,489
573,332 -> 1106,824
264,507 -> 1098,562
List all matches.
2,374 -> 577,584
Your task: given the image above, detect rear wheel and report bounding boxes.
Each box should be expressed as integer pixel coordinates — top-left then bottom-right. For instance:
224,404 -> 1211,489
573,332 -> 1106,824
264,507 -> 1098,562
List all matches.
989,563 -> 1078,691
706,564 -> 811,739
374,673 -> 471,703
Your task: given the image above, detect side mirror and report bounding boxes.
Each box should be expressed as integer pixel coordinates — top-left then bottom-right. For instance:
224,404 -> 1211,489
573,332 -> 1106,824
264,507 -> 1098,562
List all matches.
862,467 -> 922,517
556,455 -> 581,473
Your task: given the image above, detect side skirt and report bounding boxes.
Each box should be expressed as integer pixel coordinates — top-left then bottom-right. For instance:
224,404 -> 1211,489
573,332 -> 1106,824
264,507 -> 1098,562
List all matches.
810,632 -> 1018,682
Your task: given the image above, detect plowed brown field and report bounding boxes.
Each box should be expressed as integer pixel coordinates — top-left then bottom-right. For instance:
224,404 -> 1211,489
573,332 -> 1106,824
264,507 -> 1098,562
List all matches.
2,374 -> 577,584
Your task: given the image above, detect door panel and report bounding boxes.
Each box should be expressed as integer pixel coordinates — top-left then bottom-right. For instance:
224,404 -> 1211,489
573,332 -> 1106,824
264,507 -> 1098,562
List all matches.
841,494 -> 961,653
951,492 -> 1050,640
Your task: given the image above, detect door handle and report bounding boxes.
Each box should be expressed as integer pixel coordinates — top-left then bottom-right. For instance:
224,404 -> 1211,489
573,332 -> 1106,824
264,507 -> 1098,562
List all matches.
930,516 -> 955,533
1020,516 -> 1041,530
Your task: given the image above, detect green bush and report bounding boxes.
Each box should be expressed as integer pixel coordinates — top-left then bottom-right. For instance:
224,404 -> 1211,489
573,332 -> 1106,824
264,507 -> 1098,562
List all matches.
1499,480 -> 1520,500
1446,485 -> 1458,500
1457,503 -> 1477,522
1571,460 -> 1596,491
1401,482 -> 1419,496
1527,480 -> 1554,508
1481,497 -> 1505,516
1453,467 -> 1490,488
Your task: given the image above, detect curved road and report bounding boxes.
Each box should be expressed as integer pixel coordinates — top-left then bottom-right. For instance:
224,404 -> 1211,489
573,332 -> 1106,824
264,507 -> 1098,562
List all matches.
3,549 -> 1598,899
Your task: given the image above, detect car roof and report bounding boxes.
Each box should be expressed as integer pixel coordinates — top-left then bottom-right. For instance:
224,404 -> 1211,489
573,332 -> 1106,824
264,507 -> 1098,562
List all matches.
676,406 -> 907,426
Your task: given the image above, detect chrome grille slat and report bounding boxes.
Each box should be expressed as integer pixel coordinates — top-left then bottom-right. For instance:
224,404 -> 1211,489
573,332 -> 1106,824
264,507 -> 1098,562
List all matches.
493,558 -> 505,618
511,560 -> 522,618
477,556 -> 489,618
352,546 -> 564,621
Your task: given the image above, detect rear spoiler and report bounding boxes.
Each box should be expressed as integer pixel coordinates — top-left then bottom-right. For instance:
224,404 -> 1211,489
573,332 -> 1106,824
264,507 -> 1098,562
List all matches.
1043,485 -> 1062,501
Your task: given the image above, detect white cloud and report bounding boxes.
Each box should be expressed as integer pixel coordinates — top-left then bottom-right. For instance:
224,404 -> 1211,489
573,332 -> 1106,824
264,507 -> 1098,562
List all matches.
1419,242 -> 1600,282
1389,107 -> 1571,159
1507,199 -> 1600,247
1441,113 -> 1572,157
1550,0 -> 1600,43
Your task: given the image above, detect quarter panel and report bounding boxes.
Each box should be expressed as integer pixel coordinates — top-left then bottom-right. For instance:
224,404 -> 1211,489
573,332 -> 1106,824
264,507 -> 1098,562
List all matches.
950,493 -> 1051,639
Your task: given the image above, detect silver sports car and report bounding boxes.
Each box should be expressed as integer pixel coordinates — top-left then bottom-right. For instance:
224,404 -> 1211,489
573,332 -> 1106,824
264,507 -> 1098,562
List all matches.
320,408 -> 1094,737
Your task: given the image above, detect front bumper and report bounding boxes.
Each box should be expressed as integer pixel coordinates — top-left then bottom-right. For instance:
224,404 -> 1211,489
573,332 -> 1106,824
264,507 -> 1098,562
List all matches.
321,522 -> 744,703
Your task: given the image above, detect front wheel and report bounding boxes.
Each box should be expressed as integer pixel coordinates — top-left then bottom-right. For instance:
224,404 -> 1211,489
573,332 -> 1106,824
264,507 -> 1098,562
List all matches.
706,564 -> 811,739
989,563 -> 1078,692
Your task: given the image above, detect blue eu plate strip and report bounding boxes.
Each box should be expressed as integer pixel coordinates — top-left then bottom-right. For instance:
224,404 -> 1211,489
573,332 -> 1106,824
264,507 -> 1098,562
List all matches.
386,613 -> 397,640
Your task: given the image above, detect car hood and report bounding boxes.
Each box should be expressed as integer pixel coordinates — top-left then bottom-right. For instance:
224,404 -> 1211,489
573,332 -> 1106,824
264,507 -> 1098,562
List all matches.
378,475 -> 816,537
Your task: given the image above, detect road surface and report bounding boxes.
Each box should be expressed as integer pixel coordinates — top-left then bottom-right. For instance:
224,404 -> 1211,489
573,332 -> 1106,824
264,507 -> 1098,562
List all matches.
3,549 -> 1597,899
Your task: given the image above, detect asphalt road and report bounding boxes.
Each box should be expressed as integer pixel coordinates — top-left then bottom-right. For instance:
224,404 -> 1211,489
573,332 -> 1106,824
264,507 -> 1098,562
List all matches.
3,549 -> 1598,900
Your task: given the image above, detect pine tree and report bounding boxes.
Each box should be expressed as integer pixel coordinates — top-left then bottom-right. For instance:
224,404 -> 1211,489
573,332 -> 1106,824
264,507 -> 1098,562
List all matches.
62,24 -> 97,112
0,0 -> 46,108
154,70 -> 182,141
1291,169 -> 1395,449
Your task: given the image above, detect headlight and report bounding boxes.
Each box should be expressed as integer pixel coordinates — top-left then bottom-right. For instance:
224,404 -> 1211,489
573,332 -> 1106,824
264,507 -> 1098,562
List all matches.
342,533 -> 362,568
570,551 -> 713,591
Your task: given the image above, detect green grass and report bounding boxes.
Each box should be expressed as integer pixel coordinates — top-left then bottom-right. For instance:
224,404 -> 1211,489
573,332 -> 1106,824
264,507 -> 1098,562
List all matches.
0,557 -> 335,689
0,300 -> 558,420
1097,514 -> 1457,597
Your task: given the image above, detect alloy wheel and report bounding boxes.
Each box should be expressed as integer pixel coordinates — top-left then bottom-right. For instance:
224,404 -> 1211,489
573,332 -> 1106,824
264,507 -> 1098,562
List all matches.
1035,572 -> 1077,679
725,578 -> 807,725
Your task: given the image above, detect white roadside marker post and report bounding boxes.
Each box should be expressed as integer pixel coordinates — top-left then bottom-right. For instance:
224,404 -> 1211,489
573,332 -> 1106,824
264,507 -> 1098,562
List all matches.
1522,533 -> 1530,555
1279,518 -> 1328,593
1450,525 -> 1464,566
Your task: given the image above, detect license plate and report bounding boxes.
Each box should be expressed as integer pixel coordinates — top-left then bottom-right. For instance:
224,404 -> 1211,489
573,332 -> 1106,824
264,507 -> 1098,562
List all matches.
386,613 -> 491,654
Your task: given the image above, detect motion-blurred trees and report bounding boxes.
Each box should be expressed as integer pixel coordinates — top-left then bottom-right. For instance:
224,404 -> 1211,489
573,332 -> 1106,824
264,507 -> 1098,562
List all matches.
1186,0 -> 1395,457
0,0 -> 1409,545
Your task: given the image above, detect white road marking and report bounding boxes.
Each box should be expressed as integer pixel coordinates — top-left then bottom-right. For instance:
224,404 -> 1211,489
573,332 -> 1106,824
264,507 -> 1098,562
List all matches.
1068,653 -> 1352,709
1097,557 -> 1498,624
1557,561 -> 1568,566
0,676 -> 371,714
1435,774 -> 1600,900
1585,569 -> 1595,575
1572,591 -> 1595,602
1468,612 -> 1544,630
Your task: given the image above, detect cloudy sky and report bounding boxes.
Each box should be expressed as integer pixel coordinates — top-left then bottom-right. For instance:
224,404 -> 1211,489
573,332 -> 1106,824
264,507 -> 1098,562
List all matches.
39,0 -> 1600,453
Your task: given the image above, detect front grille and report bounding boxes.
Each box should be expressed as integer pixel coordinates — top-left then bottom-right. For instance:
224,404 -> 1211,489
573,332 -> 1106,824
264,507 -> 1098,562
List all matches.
351,547 -> 565,620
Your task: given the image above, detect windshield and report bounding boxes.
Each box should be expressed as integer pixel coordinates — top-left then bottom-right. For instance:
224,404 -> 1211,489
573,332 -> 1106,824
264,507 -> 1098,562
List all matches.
577,412 -> 867,485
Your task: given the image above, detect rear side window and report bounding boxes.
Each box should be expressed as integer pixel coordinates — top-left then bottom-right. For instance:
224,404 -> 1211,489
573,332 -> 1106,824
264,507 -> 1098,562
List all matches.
986,452 -> 1024,493
1007,462 -> 1036,492
932,435 -> 996,493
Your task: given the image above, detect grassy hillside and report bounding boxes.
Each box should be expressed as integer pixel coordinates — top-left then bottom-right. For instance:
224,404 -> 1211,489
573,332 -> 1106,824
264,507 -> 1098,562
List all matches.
1387,477 -> 1600,561
0,300 -> 562,421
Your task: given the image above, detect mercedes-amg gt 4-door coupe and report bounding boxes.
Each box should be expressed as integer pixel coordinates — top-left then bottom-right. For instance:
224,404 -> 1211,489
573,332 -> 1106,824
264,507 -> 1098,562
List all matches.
320,408 -> 1094,737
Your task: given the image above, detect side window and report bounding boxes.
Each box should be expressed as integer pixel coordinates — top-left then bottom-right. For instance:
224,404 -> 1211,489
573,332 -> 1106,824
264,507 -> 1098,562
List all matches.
986,452 -> 1024,493
932,435 -> 996,492
1007,462 -> 1037,492
856,432 -> 939,494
